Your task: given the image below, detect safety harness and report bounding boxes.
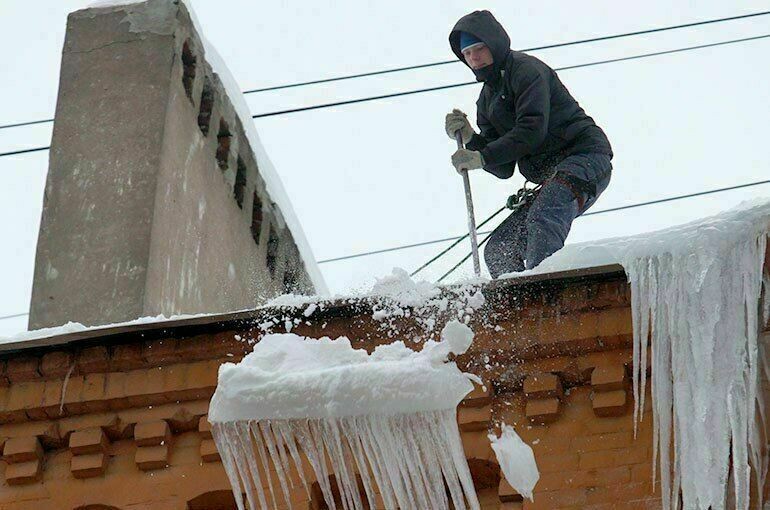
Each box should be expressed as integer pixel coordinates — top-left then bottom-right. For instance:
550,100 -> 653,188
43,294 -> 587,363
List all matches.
506,172 -> 599,213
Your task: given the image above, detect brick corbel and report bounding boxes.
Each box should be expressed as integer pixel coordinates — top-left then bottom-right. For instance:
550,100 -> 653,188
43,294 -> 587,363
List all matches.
523,372 -> 563,424
590,364 -> 629,417
458,381 -> 492,432
134,419 -> 172,471
2,436 -> 43,485
198,415 -> 220,463
69,426 -> 110,478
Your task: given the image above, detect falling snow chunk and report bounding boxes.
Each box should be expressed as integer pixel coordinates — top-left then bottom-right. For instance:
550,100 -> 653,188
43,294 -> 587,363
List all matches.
489,425 -> 539,501
209,321 -> 481,510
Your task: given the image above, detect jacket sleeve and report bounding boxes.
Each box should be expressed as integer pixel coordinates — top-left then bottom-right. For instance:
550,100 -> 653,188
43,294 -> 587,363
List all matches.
467,106 -> 515,179
480,61 -> 550,168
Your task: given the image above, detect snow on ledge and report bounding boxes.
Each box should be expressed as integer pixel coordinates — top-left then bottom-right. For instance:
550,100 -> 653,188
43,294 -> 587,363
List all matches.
208,320 -> 476,422
0,311 -> 250,348
501,196 -> 770,280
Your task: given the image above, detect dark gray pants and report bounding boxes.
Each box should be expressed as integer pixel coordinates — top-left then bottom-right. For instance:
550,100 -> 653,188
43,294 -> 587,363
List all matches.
484,153 -> 612,278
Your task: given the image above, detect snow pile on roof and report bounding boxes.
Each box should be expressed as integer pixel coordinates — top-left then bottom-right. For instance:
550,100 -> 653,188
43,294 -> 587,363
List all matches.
489,425 -> 539,501
85,0 -> 327,295
209,321 -> 482,510
504,197 -> 770,280
208,320 -> 476,422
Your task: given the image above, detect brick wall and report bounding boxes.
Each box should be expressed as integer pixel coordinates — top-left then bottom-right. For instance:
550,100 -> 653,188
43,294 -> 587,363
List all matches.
2,269 -> 768,508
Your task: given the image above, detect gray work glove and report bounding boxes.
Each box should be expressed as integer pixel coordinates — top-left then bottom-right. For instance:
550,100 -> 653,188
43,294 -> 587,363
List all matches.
451,149 -> 484,174
445,109 -> 475,145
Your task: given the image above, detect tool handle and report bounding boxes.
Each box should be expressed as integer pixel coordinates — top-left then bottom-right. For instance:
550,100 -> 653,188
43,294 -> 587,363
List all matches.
454,130 -> 481,277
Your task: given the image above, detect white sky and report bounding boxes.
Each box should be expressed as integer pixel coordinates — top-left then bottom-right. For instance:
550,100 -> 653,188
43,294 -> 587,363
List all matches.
0,0 -> 769,336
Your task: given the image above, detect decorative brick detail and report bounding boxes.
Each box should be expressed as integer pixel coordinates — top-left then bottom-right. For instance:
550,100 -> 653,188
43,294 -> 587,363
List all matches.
3,436 -> 43,463
77,346 -> 110,373
524,373 -> 563,424
591,364 -> 629,417
135,445 -> 169,471
200,439 -> 220,463
69,427 -> 109,455
71,453 -> 107,479
111,343 -> 145,371
499,477 -> 524,502
525,397 -> 560,424
458,405 -> 492,432
523,373 -> 563,399
6,357 -> 40,383
460,380 -> 492,408
135,420 -> 171,447
142,338 -> 181,365
2,436 -> 44,485
134,420 -> 172,471
591,364 -> 627,391
593,389 -> 628,417
40,351 -> 74,378
5,459 -> 42,485
198,415 -> 212,439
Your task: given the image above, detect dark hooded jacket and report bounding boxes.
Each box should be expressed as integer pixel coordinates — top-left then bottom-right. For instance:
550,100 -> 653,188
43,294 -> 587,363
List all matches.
450,11 -> 613,183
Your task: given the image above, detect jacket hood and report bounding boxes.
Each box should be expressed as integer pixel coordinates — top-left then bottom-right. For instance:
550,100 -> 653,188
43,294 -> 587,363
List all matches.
449,10 -> 511,72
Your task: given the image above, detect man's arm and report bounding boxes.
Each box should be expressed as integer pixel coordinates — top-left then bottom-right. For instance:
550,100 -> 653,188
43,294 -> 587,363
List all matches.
479,61 -> 551,169
466,109 -> 515,179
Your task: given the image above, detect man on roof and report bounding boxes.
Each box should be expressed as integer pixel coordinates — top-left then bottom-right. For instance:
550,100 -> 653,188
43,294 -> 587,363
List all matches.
447,10 -> 613,277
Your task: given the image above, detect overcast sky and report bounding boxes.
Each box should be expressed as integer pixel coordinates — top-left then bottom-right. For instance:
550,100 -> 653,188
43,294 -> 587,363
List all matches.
1,0 -> 769,336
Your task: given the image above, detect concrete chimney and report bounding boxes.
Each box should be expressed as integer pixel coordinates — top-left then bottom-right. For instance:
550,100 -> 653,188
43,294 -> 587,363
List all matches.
29,0 -> 323,330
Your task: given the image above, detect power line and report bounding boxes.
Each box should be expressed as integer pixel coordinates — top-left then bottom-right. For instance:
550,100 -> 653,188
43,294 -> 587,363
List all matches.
0,312 -> 28,322
2,10 -> 769,132
250,34 -> 770,118
317,179 -> 770,265
240,10 -> 770,93
0,146 -> 50,158
9,31 -> 759,159
0,118 -> 54,131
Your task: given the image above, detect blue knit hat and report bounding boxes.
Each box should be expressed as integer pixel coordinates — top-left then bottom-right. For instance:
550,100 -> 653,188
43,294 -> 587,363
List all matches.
459,32 -> 484,51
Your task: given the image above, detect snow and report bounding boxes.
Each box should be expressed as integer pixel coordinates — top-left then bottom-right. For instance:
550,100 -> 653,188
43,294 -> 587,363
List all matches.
367,267 -> 443,307
622,201 -> 770,510
498,197 -> 769,510
84,0 -> 328,295
209,321 -> 481,510
501,196 -> 770,281
208,320 -> 475,422
0,310 -> 238,347
489,425 -> 539,501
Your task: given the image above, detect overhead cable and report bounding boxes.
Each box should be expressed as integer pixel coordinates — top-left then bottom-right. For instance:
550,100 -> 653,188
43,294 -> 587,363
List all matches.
1,10 -> 768,131
317,178 -> 770,265
250,34 -> 770,118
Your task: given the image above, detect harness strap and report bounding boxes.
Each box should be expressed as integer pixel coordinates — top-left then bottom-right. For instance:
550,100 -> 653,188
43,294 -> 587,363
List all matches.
551,173 -> 597,211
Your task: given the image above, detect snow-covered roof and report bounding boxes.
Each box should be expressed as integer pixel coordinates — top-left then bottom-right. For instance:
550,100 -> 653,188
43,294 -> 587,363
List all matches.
3,196 -> 768,353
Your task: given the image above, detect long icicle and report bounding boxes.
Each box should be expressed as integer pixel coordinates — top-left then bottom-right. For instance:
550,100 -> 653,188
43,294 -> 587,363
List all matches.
212,409 -> 480,510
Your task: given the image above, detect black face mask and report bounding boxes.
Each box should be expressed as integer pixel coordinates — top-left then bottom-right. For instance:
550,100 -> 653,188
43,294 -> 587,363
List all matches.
472,64 -> 495,83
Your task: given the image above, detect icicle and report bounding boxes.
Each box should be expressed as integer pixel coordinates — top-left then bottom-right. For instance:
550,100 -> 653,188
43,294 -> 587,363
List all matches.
625,216 -> 769,510
211,410 -> 481,510
209,319 -> 481,510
